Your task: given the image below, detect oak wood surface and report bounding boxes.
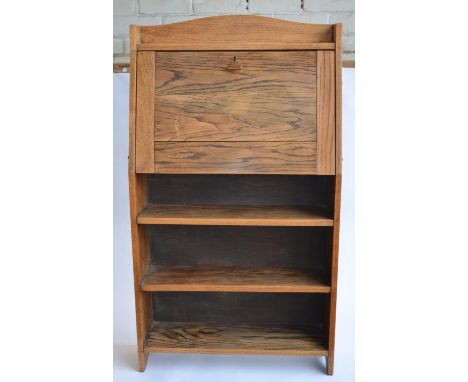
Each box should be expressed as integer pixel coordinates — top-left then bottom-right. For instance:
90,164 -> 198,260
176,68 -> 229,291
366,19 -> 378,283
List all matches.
135,51 -> 155,173
145,322 -> 328,356
141,266 -> 330,293
128,26 -> 139,172
137,351 -> 148,372
114,59 -> 356,73
139,15 -> 333,45
154,51 -> 316,142
316,51 -> 336,174
334,27 -> 343,177
137,204 -> 333,226
154,142 -> 317,174
128,25 -> 151,373
137,42 -> 335,51
326,23 -> 343,376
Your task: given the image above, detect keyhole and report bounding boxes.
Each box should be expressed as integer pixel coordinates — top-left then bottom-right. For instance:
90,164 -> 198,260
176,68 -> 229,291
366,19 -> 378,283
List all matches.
233,56 -> 237,62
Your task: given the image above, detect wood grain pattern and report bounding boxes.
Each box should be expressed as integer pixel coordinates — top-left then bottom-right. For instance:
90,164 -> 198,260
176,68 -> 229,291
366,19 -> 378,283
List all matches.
139,15 -> 333,45
317,51 -> 336,175
154,51 -> 316,142
128,25 -> 151,373
128,26 -> 139,172
128,175 -> 152,371
137,204 -> 333,226
141,266 -> 330,293
154,142 -> 316,174
334,28 -> 343,177
136,51 -> 155,173
327,23 -> 343,377
138,42 -> 335,51
145,322 -> 328,356
137,351 -> 148,372
113,58 -> 356,73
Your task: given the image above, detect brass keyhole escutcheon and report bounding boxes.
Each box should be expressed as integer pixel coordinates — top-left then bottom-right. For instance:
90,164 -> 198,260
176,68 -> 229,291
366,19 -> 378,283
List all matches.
225,56 -> 242,71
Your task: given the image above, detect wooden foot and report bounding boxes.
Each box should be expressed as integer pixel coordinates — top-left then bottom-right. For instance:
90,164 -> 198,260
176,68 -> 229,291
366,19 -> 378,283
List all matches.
326,355 -> 334,375
137,351 -> 149,372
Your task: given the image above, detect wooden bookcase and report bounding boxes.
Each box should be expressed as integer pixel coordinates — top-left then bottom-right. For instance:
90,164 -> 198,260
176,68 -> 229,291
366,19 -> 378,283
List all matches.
128,15 -> 342,375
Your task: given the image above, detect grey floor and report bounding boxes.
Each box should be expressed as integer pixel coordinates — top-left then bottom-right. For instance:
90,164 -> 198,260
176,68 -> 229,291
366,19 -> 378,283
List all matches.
113,69 -> 355,382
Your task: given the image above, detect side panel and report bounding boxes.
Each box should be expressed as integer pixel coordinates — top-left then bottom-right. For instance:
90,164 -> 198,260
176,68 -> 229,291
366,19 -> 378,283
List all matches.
129,26 -> 152,372
327,23 -> 343,376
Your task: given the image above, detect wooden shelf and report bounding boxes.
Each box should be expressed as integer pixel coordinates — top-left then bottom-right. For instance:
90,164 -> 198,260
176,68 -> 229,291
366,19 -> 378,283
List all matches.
145,321 -> 328,356
136,42 -> 336,51
137,204 -> 333,226
141,266 -> 331,293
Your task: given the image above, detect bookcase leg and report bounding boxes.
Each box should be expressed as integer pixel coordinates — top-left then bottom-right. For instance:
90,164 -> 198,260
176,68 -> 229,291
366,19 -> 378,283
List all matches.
326,355 -> 334,375
137,351 -> 149,372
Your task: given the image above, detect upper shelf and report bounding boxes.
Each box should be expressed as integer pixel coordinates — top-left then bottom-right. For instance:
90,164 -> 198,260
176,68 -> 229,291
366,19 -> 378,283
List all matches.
137,204 -> 334,226
136,15 -> 337,49
137,42 -> 336,51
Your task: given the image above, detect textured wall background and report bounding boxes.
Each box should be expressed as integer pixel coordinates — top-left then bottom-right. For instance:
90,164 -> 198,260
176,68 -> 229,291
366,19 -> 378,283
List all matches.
114,0 -> 355,64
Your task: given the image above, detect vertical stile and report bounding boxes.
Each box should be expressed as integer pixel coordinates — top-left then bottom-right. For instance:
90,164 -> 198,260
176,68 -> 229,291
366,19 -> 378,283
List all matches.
135,51 -> 155,173
317,50 -> 336,174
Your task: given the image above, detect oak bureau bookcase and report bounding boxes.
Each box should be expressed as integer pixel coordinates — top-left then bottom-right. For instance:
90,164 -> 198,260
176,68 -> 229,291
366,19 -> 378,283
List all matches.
128,15 -> 342,375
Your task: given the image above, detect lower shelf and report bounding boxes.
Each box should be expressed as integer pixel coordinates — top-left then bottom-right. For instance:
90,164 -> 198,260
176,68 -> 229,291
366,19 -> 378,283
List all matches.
145,321 -> 328,356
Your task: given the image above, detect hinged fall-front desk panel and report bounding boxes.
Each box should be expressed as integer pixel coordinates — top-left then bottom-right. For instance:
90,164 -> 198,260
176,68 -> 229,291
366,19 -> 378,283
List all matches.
135,50 -> 335,175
